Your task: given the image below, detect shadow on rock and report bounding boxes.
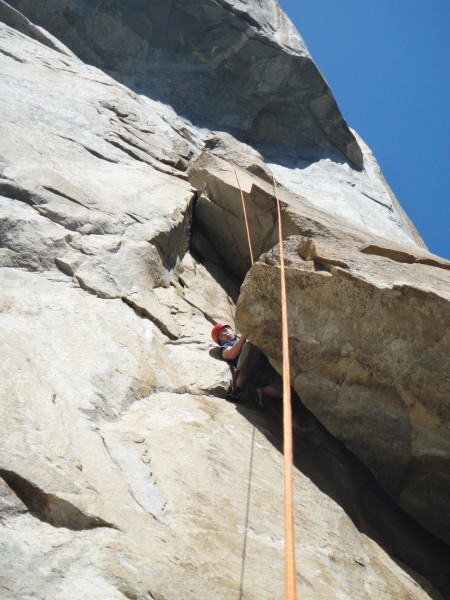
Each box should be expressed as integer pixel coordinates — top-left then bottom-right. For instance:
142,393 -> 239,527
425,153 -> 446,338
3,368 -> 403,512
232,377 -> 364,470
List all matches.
235,393 -> 450,600
208,347 -> 223,361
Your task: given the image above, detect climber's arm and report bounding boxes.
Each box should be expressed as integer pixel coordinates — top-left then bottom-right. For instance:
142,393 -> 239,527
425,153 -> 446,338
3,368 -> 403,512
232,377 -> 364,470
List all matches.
222,336 -> 247,361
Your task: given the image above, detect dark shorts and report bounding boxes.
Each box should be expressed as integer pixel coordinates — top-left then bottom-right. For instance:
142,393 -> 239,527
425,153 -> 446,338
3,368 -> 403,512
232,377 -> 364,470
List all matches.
236,342 -> 276,388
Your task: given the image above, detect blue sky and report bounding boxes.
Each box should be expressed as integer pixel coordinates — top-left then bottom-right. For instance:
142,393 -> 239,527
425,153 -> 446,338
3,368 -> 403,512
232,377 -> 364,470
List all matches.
278,0 -> 449,259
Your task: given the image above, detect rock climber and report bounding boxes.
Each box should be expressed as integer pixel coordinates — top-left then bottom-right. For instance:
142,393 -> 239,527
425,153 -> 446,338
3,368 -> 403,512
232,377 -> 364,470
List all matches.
211,323 -> 282,405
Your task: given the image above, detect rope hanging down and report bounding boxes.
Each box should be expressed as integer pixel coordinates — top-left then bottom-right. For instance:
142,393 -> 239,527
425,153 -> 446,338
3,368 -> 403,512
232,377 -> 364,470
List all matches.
233,164 -> 297,598
233,166 -> 254,266
274,176 -> 297,600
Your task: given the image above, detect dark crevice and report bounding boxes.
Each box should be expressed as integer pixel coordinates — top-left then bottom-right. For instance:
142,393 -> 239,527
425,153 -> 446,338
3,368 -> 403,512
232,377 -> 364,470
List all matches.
0,179 -> 40,206
116,586 -> 163,600
42,185 -> 90,210
189,194 -> 244,298
312,259 -> 332,273
117,126 -> 190,170
313,258 -> 349,272
125,212 -> 144,224
360,190 -> 393,211
416,257 -> 450,270
106,137 -> 150,164
115,131 -> 162,158
99,100 -> 132,119
54,256 -> 75,276
41,185 -> 122,221
34,205 -> 82,232
116,130 -> 177,168
122,134 -> 190,171
165,338 -> 207,346
56,133 -> 119,164
118,118 -> 156,135
0,47 -> 25,62
361,245 -> 450,271
105,137 -> 188,180
82,144 -> 119,163
0,469 -> 118,531
152,199 -> 194,271
0,179 -> 108,236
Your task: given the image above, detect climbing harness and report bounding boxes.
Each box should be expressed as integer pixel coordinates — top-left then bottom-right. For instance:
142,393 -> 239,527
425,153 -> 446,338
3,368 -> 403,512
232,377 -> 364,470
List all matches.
233,163 -> 297,599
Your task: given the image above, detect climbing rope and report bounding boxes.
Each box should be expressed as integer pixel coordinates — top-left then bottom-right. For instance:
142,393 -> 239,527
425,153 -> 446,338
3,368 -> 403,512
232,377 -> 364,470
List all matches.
233,166 -> 255,266
273,176 -> 297,600
233,162 -> 297,598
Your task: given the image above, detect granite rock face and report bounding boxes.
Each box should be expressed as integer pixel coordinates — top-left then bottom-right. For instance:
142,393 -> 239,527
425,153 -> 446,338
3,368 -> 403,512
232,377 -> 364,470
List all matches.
189,149 -> 450,546
237,232 -> 450,542
1,2 -> 450,599
8,0 -> 363,167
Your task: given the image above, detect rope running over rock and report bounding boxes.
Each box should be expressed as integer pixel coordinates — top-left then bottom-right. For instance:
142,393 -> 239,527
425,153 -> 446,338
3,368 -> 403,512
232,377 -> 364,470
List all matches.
233,165 -> 297,599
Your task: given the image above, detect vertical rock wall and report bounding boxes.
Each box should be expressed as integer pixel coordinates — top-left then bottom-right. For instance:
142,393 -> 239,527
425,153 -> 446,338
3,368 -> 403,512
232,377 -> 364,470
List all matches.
1,2 -> 449,599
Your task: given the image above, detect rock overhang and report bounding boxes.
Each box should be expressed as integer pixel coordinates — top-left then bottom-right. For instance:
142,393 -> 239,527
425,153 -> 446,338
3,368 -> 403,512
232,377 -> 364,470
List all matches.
7,0 -> 363,168
234,234 -> 450,544
185,134 -> 450,544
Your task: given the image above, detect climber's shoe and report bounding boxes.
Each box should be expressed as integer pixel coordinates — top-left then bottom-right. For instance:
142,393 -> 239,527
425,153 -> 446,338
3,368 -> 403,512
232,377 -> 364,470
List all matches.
227,383 -> 243,402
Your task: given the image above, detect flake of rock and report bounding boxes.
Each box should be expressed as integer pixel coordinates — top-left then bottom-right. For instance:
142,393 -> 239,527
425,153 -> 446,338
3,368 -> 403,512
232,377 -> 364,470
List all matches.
236,235 -> 450,545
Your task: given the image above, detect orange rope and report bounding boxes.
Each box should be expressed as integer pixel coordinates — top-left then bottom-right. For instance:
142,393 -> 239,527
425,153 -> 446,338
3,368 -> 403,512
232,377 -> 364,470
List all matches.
233,166 -> 254,266
273,177 -> 297,600
232,163 -> 296,597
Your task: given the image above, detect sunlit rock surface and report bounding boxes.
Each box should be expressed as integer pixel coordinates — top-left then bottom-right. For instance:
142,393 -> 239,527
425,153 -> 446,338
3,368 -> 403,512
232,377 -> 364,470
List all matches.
189,149 -> 450,547
8,0 -> 362,167
237,231 -> 450,543
1,2 -> 449,599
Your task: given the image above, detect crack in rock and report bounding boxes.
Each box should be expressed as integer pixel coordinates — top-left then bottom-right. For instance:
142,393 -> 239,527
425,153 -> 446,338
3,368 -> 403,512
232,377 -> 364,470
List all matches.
121,296 -> 178,340
0,46 -> 25,63
81,144 -> 119,164
0,469 -> 118,531
361,244 -> 450,271
105,137 -> 188,180
0,179 -> 40,206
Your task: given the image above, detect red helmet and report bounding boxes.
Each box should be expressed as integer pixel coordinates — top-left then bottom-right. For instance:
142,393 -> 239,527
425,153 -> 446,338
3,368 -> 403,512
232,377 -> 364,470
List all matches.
211,322 -> 230,344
